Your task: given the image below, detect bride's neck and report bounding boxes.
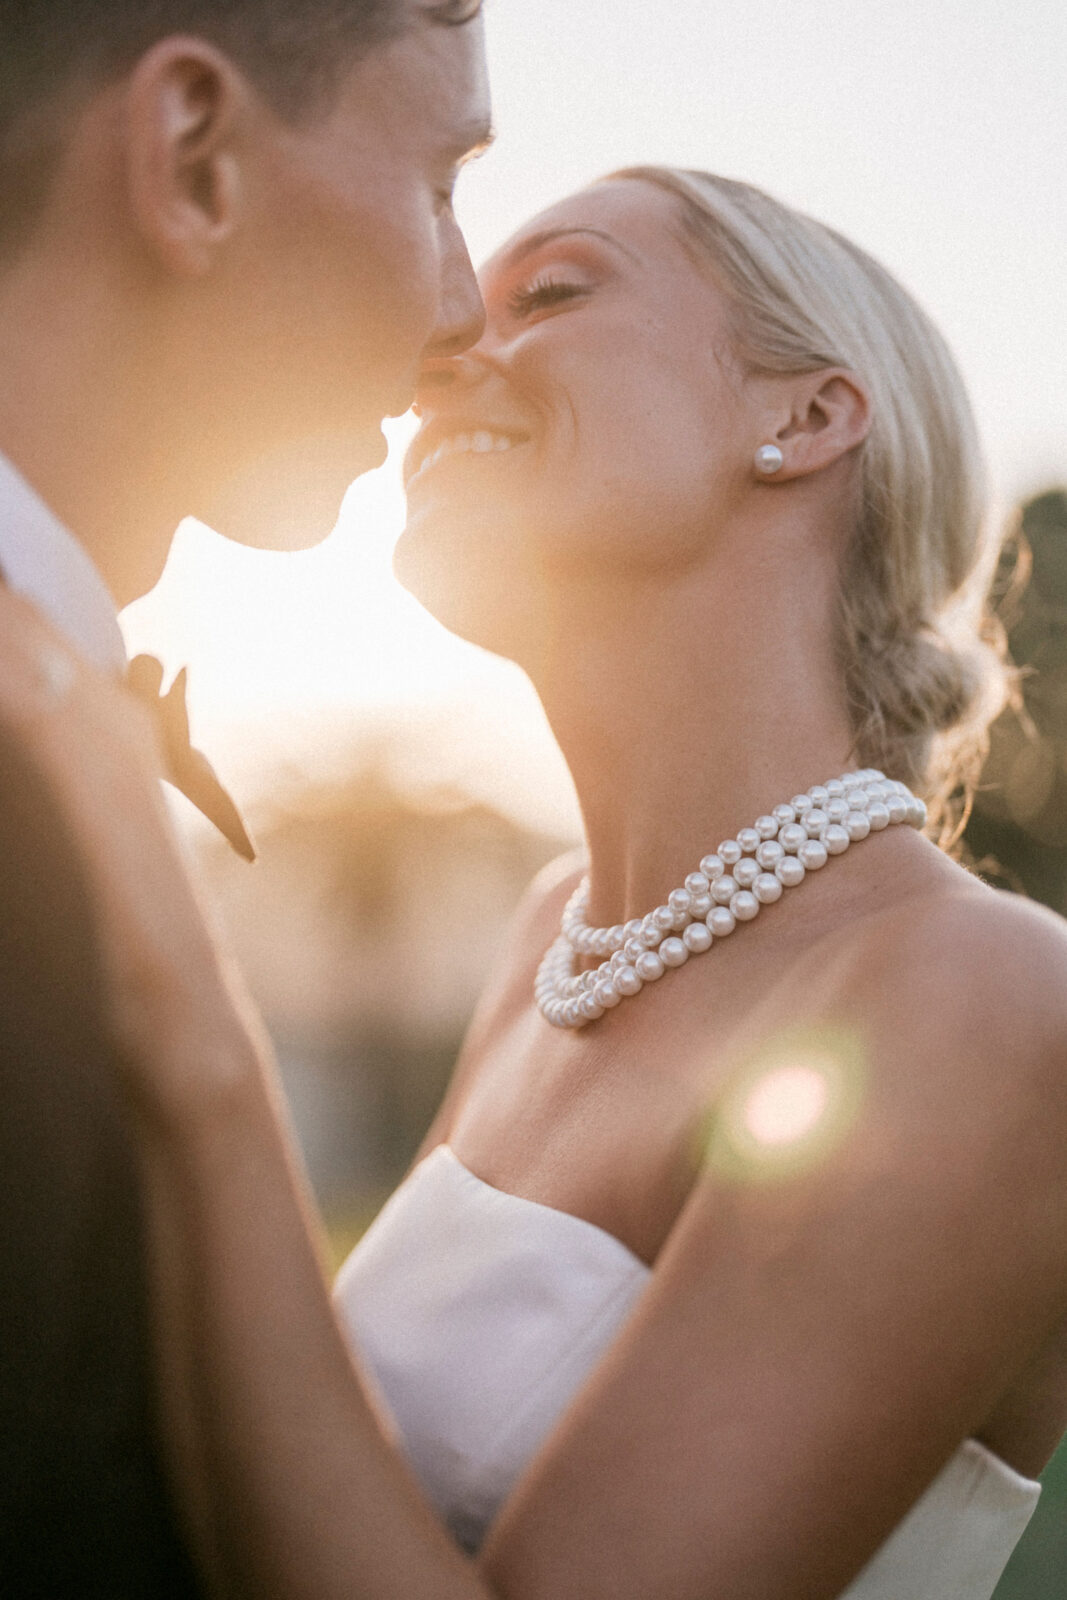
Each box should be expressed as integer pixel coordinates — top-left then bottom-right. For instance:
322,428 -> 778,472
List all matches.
531,560 -> 855,928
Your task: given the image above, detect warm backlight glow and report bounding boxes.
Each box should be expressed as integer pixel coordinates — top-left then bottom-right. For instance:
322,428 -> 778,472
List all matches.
121,0 -> 1062,827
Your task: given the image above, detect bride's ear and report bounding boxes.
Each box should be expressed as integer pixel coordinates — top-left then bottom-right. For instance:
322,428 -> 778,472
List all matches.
760,368 -> 872,481
123,38 -> 247,277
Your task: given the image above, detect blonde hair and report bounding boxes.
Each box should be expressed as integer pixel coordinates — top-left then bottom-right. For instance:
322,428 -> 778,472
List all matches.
612,167 -> 1008,833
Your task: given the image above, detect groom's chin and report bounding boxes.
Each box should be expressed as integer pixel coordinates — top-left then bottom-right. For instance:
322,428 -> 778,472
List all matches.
203,428 -> 390,551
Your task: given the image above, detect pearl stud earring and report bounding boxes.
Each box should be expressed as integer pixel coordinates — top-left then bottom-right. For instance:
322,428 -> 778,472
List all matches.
755,444 -> 785,476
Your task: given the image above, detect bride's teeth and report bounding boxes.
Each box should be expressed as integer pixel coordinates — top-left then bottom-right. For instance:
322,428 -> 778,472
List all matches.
413,430 -> 525,479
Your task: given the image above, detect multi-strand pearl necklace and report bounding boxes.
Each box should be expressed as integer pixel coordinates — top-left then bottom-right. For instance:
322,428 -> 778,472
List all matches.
535,770 -> 926,1030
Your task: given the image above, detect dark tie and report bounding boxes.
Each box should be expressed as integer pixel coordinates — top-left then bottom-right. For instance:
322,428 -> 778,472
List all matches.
126,655 -> 256,863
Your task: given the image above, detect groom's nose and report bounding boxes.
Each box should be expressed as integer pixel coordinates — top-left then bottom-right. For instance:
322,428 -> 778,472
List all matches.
423,215 -> 486,360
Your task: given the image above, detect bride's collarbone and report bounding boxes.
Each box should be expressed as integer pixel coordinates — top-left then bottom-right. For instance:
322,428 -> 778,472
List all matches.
449,855 -> 989,1264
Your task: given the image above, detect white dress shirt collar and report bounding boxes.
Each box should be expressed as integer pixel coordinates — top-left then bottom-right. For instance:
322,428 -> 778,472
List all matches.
0,452 -> 127,675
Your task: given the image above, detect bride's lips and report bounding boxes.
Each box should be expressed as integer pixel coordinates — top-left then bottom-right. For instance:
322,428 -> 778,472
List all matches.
404,420 -> 533,491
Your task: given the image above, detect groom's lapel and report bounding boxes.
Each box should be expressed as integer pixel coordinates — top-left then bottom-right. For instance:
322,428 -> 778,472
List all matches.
0,557 -> 255,861
127,655 -> 256,863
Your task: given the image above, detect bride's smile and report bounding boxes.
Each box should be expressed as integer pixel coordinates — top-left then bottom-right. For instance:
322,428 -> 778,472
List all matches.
396,178 -> 799,641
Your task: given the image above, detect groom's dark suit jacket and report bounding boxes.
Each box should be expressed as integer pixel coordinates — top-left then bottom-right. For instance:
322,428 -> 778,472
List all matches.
0,727 -> 204,1596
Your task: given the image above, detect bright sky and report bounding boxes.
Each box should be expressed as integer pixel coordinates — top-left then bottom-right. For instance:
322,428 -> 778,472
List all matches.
122,0 -> 1067,831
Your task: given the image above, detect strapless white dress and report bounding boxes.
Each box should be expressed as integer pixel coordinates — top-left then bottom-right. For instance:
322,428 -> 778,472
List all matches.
334,1144 -> 1041,1594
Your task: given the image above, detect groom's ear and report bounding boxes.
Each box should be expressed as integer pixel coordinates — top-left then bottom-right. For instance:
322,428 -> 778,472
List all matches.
123,38 -> 249,277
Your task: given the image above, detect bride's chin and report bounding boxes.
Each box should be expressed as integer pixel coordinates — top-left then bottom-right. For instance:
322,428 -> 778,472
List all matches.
392,521 -> 530,658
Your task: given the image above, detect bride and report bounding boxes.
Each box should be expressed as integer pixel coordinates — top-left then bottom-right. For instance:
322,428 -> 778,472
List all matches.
3,166 -> 1067,1600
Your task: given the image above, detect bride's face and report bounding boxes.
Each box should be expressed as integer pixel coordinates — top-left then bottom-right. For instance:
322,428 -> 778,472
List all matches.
395,179 -> 757,652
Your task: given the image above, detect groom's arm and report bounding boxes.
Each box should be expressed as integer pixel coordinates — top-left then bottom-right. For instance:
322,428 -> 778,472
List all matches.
0,731 -> 203,1598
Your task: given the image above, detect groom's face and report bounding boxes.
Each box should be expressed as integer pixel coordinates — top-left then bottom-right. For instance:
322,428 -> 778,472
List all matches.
196,9 -> 491,549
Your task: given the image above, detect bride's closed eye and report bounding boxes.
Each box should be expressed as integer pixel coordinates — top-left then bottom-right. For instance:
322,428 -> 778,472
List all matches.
507,275 -> 590,319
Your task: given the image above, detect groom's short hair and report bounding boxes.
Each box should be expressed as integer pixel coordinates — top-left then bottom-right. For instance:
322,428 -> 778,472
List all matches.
0,0 -> 484,256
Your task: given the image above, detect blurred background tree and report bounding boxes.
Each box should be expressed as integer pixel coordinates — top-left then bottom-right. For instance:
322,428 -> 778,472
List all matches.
964,490 -> 1067,1598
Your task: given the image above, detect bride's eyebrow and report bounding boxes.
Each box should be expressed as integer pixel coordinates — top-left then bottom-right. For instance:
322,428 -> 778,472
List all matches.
499,225 -> 638,273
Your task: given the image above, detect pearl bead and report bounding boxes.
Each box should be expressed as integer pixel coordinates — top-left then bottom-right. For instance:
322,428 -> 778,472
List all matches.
635,951 -> 666,982
775,856 -> 806,889
615,966 -> 643,997
755,443 -> 785,474
579,993 -> 605,1021
660,937 -> 689,968
700,854 -> 726,881
867,801 -> 891,831
653,904 -> 675,931
825,798 -> 849,823
670,908 -> 691,931
755,815 -> 780,840
886,794 -> 908,825
718,840 -> 743,866
668,888 -> 692,913
754,872 -> 784,904
640,921 -> 664,948
737,828 -> 762,855
791,794 -> 813,814
689,894 -> 713,919
683,922 -> 713,953
593,981 -> 621,1009
733,858 -> 760,889
780,823 -> 807,854
804,808 -> 829,837
731,891 -> 760,922
845,810 -> 871,842
623,919 -> 643,941
623,937 -> 645,964
847,789 -> 870,812
907,798 -> 928,828
825,779 -> 845,797
564,1000 -> 582,1027
685,872 -> 710,896
711,874 -> 738,905
823,823 -> 851,856
798,839 -> 829,871
608,925 -> 625,949
707,906 -> 737,938
756,840 -> 784,869
773,804 -> 796,825
809,785 -> 830,806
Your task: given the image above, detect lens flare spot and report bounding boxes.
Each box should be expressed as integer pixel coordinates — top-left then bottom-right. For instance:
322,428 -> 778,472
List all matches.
741,1064 -> 831,1149
704,1027 -> 868,1185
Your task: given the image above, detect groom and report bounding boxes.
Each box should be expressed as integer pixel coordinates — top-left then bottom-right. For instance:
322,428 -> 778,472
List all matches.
0,1 -> 488,1593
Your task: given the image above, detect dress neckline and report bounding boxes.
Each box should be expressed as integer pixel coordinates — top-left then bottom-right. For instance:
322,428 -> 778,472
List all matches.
430,1146 -> 1041,1493
436,1144 -> 653,1277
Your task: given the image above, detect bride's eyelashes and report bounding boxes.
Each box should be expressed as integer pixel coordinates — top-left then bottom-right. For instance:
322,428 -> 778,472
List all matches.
507,275 -> 590,319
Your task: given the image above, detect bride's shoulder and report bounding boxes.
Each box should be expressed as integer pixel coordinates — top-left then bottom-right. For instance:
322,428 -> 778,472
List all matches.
823,877 -> 1067,1086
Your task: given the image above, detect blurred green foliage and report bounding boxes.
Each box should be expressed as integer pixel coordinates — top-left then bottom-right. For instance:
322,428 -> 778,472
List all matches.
972,489 -> 1067,1599
967,490 -> 1067,909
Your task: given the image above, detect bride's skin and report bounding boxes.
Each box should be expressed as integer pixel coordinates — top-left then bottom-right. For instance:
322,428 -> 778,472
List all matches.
2,178 -> 1067,1600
